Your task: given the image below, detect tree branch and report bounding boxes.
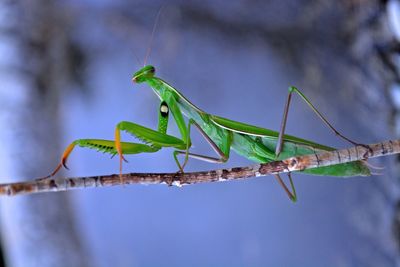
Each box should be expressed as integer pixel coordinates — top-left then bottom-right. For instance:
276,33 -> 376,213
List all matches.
1,139 -> 399,196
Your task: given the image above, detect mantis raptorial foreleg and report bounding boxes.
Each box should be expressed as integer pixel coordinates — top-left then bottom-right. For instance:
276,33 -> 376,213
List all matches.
43,139 -> 160,179
114,102 -> 188,180
46,102 -> 186,179
114,121 -> 186,175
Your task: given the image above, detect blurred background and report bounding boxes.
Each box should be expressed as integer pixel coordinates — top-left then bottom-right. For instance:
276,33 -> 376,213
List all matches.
1,0 -> 400,266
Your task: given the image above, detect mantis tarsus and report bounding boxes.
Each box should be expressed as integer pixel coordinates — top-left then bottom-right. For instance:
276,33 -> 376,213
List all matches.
45,65 -> 370,202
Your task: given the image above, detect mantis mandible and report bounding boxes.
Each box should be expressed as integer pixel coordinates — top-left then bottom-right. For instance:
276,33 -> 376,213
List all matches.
44,64 -> 371,202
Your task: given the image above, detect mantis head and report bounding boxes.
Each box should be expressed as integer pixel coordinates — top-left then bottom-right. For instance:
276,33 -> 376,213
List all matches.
132,65 -> 155,83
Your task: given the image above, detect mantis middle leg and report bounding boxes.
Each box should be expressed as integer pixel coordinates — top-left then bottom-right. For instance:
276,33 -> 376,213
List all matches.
173,119 -> 231,172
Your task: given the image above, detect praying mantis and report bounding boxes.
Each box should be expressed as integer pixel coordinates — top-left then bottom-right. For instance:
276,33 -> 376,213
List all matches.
45,64 -> 371,202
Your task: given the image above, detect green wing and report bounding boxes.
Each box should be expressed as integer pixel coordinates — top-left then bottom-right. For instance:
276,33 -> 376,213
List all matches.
210,115 -> 370,177
210,115 -> 334,151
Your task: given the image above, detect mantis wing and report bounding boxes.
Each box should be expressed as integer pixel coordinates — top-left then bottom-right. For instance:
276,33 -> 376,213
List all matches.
210,115 -> 333,150
210,115 -> 371,177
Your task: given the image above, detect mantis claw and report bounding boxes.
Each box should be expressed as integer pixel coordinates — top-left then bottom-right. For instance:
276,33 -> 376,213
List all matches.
62,160 -> 69,170
111,153 -> 128,163
356,143 -> 373,156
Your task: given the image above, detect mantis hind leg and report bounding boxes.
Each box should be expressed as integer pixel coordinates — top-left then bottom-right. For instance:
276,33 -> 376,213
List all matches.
275,86 -> 362,157
274,86 -> 363,202
173,119 -> 230,172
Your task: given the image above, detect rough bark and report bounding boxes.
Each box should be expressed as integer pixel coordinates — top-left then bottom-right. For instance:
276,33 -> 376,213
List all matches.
0,139 -> 397,196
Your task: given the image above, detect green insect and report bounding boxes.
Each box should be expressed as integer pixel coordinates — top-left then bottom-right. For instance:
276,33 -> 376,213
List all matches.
45,64 -> 370,202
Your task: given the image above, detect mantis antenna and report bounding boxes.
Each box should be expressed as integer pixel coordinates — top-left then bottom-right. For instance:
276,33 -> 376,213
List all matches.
130,48 -> 141,66
143,6 -> 164,66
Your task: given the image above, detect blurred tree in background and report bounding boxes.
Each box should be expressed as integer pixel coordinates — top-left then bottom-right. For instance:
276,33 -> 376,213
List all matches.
0,1 -> 88,266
